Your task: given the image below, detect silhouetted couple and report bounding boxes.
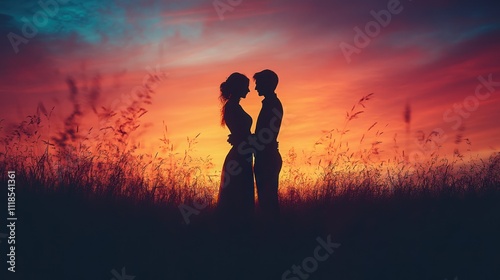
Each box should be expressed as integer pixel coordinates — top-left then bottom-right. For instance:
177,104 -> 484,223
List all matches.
217,70 -> 283,231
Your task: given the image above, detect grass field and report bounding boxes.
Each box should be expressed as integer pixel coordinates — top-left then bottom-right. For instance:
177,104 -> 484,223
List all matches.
1,86 -> 499,280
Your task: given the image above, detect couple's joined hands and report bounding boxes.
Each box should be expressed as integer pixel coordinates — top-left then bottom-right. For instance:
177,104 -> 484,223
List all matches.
227,134 -> 280,150
227,134 -> 256,146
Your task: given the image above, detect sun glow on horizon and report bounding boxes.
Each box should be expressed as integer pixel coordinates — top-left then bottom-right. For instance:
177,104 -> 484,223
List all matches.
1,0 -> 499,187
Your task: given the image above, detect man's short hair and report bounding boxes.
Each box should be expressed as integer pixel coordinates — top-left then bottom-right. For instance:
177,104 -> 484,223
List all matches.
253,69 -> 279,91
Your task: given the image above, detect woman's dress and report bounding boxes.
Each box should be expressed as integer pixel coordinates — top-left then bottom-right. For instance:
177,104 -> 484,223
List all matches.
217,101 -> 254,227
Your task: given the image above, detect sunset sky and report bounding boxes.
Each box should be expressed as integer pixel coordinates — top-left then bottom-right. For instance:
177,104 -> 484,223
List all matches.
1,0 -> 499,169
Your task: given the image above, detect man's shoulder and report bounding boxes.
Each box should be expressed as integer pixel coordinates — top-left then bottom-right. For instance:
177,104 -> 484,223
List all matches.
275,96 -> 283,106
266,94 -> 282,106
271,96 -> 283,112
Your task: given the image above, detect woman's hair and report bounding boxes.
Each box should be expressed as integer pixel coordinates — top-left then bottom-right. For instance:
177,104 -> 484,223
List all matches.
219,72 -> 249,126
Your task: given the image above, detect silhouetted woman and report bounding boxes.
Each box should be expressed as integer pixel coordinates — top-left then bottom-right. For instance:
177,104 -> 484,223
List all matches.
217,73 -> 254,230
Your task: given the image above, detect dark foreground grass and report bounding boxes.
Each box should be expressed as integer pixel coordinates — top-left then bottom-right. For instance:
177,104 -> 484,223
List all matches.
2,87 -> 499,279
6,178 -> 500,280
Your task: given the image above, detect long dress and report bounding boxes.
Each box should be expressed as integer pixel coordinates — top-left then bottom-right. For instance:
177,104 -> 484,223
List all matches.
217,100 -> 255,228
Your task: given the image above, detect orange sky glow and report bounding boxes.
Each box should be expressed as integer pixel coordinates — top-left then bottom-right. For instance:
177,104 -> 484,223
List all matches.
1,0 -> 499,179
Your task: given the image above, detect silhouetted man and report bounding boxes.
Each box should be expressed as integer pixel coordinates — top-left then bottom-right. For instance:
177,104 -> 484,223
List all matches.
253,69 -> 283,222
